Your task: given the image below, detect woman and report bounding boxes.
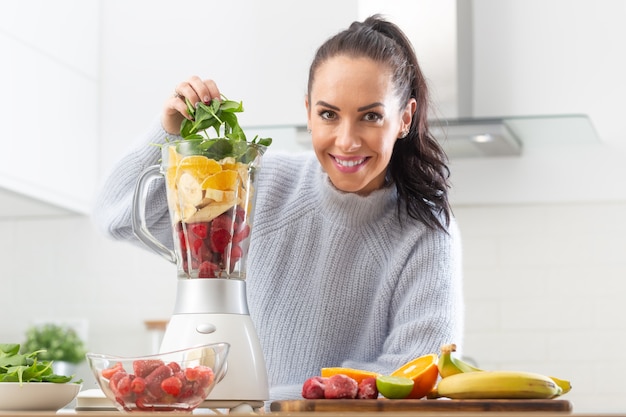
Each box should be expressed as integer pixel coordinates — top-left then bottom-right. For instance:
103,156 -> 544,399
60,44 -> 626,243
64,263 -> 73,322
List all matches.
94,15 -> 463,400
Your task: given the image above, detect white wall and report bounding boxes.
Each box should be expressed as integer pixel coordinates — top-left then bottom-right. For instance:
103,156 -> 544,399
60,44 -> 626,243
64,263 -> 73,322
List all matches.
0,0 -> 624,413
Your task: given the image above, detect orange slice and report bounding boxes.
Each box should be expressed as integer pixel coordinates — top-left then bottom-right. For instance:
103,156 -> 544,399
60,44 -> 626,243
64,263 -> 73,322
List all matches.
166,146 -> 182,189
390,353 -> 439,399
177,155 -> 222,180
320,367 -> 381,384
201,170 -> 238,191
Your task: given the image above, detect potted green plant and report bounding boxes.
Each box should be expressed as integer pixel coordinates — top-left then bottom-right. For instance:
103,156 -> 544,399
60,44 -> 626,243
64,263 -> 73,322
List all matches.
21,323 -> 87,375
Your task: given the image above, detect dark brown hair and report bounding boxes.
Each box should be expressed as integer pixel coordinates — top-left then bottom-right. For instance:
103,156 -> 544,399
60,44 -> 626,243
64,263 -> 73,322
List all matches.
307,14 -> 452,231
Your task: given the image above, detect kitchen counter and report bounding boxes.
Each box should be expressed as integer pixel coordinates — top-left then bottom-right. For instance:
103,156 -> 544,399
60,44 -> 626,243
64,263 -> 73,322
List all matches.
0,412 -> 624,417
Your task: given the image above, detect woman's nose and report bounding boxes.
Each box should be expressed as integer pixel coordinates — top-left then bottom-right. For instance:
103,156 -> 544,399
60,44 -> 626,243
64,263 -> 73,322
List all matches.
334,122 -> 361,152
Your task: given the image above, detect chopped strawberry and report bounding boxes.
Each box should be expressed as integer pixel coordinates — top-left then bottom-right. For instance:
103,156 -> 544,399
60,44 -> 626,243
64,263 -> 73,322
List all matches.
198,261 -> 219,278
117,374 -> 133,397
211,213 -> 233,232
161,376 -> 183,396
133,360 -> 164,378
234,206 -> 247,224
145,365 -> 174,397
108,370 -> 128,395
324,374 -> 358,399
302,376 -> 326,399
232,224 -> 250,243
190,223 -> 208,239
210,228 -> 231,253
357,377 -> 378,399
131,376 -> 146,394
102,362 -> 124,379
167,362 -> 181,373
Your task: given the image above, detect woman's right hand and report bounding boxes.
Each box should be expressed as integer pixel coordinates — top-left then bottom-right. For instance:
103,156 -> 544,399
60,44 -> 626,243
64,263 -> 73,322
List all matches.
161,76 -> 221,135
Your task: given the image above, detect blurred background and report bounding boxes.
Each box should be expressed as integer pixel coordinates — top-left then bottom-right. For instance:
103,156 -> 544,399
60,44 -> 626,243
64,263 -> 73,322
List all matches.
1,0 -> 624,413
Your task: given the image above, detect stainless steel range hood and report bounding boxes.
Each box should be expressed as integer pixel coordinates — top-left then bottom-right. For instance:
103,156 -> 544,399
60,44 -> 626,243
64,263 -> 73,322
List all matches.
430,113 -> 600,158
398,0 -> 600,159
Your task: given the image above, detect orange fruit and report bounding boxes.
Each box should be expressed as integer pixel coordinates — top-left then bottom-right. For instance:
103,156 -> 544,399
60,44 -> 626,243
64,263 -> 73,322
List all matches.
201,170 -> 238,191
320,367 -> 381,384
177,155 -> 222,180
390,353 -> 439,399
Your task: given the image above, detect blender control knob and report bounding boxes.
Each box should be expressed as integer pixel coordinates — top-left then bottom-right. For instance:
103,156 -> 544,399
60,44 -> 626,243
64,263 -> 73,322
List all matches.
196,323 -> 217,334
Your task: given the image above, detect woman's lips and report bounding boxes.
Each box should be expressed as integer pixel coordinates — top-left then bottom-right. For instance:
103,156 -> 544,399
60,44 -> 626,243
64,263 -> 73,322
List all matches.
331,155 -> 368,173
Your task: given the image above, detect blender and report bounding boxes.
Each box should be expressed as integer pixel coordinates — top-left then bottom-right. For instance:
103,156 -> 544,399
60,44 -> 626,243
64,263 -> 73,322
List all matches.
131,105 -> 270,411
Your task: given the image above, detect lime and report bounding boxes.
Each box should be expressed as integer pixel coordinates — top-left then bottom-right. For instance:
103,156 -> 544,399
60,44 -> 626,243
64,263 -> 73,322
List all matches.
376,375 -> 414,399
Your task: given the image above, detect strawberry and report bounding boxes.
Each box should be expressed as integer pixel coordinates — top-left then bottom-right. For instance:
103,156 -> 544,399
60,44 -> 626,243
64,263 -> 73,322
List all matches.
232,224 -> 250,243
161,375 -> 183,396
195,366 -> 215,389
357,377 -> 379,399
145,364 -> 174,398
133,359 -> 164,378
324,374 -> 358,399
230,244 -> 243,261
190,223 -> 208,239
198,261 -> 219,278
167,362 -> 181,373
210,228 -> 231,253
108,370 -> 128,395
302,376 -> 326,399
234,206 -> 246,224
131,376 -> 146,394
102,362 -> 124,379
211,213 -> 233,232
117,374 -> 133,397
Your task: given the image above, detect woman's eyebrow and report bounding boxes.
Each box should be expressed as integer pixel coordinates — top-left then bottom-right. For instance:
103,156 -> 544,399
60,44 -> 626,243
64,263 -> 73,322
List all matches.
315,101 -> 384,112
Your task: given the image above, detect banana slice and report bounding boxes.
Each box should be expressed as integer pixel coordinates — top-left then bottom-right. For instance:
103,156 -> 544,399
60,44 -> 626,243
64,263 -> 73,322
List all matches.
177,172 -> 203,207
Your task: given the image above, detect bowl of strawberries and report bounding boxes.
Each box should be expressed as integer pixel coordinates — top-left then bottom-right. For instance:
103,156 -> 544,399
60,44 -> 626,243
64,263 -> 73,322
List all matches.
86,343 -> 229,413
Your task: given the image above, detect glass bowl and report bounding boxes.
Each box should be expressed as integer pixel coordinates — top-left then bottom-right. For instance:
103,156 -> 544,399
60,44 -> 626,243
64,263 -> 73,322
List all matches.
86,343 -> 229,413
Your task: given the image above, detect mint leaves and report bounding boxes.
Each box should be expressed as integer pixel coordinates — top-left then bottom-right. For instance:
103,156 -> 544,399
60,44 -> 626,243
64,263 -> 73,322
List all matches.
178,97 -> 272,163
0,344 -> 80,384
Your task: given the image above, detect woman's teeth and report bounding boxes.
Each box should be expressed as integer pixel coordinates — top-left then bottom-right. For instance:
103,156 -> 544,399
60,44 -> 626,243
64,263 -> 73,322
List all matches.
334,157 -> 365,167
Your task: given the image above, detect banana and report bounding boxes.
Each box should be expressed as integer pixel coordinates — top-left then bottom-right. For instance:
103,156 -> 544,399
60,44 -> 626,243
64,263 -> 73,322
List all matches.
438,344 -> 483,378
549,376 -> 572,395
436,370 -> 562,399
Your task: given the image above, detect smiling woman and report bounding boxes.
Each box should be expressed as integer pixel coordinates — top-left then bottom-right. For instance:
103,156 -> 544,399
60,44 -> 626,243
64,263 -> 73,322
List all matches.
92,14 -> 463,403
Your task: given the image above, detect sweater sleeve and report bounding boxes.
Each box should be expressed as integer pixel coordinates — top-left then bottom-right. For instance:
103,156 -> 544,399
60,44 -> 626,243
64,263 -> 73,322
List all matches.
91,119 -> 175,249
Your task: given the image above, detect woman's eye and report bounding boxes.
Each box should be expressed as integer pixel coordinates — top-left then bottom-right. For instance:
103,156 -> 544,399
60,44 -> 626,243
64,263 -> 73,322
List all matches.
319,110 -> 336,120
363,112 -> 382,122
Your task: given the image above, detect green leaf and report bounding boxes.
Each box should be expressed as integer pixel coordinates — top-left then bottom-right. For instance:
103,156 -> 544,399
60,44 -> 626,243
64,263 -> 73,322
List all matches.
0,344 -> 20,356
177,96 -> 272,161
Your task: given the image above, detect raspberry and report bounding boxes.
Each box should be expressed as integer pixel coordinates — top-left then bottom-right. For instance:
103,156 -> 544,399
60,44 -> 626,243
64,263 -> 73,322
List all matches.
357,377 -> 379,399
324,374 -> 358,399
302,376 -> 326,399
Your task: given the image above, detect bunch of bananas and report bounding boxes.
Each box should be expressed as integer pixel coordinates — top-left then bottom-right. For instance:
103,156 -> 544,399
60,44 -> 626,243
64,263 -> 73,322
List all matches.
434,344 -> 572,400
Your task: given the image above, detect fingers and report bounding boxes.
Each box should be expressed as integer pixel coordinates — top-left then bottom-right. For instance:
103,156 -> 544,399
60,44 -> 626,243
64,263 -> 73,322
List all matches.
163,76 -> 221,135
174,76 -> 221,107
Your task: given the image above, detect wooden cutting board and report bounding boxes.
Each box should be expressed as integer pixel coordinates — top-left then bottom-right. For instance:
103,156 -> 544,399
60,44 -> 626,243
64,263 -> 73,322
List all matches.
270,399 -> 573,413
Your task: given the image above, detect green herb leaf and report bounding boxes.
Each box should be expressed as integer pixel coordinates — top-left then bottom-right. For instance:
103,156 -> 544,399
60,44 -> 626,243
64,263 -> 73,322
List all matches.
177,96 -> 271,162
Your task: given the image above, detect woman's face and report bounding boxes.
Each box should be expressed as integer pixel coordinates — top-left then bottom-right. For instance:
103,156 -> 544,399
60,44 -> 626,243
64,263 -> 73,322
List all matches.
306,55 -> 415,195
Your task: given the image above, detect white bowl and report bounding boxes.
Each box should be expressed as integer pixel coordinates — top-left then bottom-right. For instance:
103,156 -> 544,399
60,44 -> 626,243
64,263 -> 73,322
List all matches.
0,382 -> 82,411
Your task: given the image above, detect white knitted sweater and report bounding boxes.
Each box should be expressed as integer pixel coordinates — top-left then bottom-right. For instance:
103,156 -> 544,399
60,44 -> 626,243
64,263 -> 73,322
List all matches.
93,121 -> 464,401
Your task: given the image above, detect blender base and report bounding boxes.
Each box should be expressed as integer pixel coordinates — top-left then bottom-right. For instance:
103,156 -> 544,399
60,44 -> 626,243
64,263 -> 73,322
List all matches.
160,312 -> 269,405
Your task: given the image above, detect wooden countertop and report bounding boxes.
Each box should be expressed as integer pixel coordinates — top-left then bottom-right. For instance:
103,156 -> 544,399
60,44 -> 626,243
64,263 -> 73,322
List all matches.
0,412 -> 624,417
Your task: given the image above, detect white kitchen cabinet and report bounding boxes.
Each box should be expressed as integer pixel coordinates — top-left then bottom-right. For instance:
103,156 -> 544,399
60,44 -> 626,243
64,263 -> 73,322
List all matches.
0,0 -> 99,215
98,0 -> 360,172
